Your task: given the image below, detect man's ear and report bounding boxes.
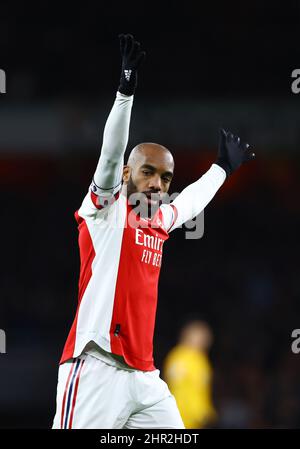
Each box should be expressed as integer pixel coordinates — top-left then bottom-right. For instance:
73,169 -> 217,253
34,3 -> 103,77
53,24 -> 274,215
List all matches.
123,165 -> 131,183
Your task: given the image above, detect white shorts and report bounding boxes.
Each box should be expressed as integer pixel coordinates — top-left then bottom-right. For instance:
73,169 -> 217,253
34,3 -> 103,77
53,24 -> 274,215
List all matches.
52,353 -> 185,429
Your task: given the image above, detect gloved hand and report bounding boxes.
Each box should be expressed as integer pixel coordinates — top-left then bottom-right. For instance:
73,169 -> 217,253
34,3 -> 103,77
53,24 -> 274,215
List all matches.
118,34 -> 146,96
216,128 -> 255,176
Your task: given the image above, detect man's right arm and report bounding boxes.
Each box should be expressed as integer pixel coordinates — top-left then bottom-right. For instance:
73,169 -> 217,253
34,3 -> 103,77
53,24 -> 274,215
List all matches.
83,34 -> 145,213
91,92 -> 134,201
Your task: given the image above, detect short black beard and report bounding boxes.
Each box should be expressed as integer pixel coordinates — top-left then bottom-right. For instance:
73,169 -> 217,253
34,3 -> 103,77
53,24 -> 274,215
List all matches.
125,175 -> 159,219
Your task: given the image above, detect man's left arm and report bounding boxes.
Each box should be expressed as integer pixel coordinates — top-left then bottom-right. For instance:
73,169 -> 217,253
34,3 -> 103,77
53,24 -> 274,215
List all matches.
160,128 -> 255,232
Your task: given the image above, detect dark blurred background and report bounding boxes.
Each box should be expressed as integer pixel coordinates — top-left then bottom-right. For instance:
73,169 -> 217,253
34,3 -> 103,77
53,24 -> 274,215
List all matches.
1,1 -> 300,428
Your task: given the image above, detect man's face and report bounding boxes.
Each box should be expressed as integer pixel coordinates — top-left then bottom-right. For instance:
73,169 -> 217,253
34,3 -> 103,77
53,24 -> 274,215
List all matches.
123,146 -> 174,217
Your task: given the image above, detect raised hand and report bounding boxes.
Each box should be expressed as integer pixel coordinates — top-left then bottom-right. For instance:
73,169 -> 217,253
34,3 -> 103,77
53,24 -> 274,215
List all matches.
216,128 -> 255,176
118,34 -> 146,96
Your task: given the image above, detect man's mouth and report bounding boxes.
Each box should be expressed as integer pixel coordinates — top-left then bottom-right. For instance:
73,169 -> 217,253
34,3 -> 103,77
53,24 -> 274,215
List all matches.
143,192 -> 160,204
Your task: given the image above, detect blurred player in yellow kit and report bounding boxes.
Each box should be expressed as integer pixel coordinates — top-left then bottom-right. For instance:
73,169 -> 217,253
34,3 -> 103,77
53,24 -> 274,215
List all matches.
163,320 -> 217,428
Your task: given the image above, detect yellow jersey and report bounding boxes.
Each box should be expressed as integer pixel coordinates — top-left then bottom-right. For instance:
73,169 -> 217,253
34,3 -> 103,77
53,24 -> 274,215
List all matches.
163,344 -> 217,428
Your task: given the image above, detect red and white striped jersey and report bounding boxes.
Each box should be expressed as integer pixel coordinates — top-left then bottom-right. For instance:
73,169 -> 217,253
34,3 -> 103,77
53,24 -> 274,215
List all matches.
60,163 -> 225,371
60,186 -> 177,371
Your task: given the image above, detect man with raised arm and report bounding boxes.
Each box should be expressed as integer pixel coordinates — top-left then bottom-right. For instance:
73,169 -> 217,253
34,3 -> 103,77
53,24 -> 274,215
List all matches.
52,34 -> 255,429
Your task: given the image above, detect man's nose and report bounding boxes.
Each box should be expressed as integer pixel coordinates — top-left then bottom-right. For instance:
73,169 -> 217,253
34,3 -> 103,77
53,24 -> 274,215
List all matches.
148,175 -> 161,191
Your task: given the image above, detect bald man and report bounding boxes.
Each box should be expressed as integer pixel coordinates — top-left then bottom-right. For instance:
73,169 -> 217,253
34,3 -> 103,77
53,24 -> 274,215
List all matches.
53,35 -> 254,429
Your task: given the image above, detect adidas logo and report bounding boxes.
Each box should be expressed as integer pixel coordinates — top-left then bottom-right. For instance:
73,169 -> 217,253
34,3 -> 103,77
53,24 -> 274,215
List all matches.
124,70 -> 132,81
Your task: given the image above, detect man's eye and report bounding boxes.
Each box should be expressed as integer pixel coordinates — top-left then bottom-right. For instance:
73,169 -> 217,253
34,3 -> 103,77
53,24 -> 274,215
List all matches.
162,177 -> 171,183
142,171 -> 151,176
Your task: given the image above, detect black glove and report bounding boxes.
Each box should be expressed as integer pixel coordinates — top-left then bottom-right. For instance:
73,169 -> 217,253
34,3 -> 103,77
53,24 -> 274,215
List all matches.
216,128 -> 255,176
118,34 -> 146,96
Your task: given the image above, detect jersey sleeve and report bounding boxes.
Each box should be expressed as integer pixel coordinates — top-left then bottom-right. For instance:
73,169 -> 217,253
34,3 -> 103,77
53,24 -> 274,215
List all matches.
75,183 -> 122,223
75,91 -> 133,222
160,163 -> 226,233
92,91 -> 133,192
